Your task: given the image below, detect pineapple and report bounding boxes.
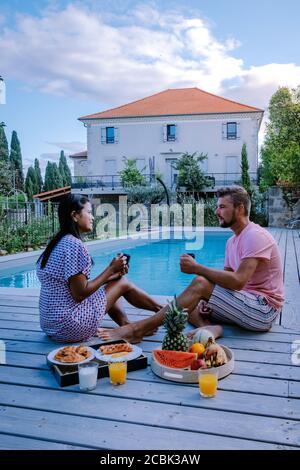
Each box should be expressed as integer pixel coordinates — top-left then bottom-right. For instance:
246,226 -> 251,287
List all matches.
162,297 -> 189,351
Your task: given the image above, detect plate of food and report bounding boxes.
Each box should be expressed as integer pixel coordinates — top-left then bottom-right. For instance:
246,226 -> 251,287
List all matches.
95,342 -> 142,363
47,345 -> 95,366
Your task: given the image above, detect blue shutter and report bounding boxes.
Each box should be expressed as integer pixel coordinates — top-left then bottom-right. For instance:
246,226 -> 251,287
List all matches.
114,127 -> 119,143
222,123 -> 226,139
101,127 -> 106,144
162,125 -> 167,142
236,122 -> 241,139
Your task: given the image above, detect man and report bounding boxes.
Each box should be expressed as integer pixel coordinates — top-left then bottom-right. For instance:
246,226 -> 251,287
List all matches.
181,186 -> 284,332
99,186 -> 284,342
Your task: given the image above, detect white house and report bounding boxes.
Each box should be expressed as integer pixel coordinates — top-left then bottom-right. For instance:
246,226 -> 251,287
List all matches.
70,87 -> 263,195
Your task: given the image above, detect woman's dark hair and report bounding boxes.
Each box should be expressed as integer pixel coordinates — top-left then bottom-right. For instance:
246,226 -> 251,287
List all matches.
38,194 -> 90,268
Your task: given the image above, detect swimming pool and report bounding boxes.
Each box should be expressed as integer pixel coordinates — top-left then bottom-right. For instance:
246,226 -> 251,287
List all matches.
0,232 -> 231,295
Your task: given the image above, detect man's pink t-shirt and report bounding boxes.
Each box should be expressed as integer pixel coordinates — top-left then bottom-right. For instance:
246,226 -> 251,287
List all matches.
224,222 -> 284,310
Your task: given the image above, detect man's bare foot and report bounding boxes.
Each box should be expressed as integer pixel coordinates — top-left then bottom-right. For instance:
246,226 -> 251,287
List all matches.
187,325 -> 223,341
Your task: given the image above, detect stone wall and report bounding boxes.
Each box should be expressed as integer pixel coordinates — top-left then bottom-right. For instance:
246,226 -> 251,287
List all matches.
268,186 -> 300,227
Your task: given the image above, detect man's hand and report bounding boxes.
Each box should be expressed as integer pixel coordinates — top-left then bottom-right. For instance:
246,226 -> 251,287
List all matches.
180,254 -> 198,274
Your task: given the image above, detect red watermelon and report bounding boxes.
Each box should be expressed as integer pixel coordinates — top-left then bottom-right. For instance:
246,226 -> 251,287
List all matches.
153,350 -> 197,369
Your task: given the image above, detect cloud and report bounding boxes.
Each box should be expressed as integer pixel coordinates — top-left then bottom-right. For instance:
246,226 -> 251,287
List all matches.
0,3 -> 244,105
46,141 -> 86,153
0,2 -> 299,122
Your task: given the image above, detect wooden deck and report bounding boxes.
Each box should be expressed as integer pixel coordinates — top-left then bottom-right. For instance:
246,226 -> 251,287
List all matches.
0,228 -> 299,450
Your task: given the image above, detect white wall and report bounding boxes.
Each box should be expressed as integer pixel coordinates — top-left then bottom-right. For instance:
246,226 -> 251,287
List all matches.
80,112 -> 262,184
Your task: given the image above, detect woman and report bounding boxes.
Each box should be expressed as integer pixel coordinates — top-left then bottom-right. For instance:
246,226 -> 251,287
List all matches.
37,194 -> 162,343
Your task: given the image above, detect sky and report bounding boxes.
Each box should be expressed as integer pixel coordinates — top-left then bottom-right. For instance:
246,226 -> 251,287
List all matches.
0,0 -> 300,176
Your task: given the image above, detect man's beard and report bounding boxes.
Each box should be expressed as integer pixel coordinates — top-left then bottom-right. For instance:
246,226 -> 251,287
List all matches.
219,215 -> 236,228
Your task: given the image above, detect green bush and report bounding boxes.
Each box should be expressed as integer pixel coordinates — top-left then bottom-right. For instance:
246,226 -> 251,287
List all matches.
127,185 -> 166,204
119,158 -> 145,188
0,213 -> 59,253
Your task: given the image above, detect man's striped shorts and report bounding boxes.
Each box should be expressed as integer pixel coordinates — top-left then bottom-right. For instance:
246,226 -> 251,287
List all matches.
207,285 -> 280,331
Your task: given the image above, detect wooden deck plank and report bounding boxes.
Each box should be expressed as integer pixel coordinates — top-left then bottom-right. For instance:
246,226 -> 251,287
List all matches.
0,384 -> 298,447
1,317 -> 300,345
281,230 -> 300,330
0,364 -> 290,398
4,347 -> 300,384
0,433 -> 89,450
0,372 -> 298,421
1,405 -> 288,450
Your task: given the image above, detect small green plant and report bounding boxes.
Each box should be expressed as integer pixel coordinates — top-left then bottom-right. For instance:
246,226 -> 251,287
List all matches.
119,158 -> 145,188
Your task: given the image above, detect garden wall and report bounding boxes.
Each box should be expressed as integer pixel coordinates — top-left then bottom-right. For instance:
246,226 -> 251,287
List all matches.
268,186 -> 300,227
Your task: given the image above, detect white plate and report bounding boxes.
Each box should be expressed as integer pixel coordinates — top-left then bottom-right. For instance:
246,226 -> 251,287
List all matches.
47,346 -> 95,366
95,344 -> 142,363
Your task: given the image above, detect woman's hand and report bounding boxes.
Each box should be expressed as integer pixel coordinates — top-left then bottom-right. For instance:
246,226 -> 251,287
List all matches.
180,254 -> 198,274
106,254 -> 128,281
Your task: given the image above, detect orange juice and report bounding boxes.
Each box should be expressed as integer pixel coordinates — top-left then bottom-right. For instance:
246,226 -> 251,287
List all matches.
108,361 -> 127,385
198,373 -> 218,397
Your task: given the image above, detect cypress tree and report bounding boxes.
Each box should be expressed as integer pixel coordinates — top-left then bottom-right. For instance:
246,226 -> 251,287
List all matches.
10,130 -> 24,190
52,162 -> 63,189
25,166 -> 38,200
240,143 -> 251,193
59,150 -> 72,186
0,122 -> 9,163
44,161 -> 63,191
34,158 -> 43,193
44,161 -> 53,192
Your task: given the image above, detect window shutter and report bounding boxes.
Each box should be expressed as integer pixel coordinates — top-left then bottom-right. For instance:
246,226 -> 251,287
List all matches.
101,127 -> 106,144
222,123 -> 226,139
236,122 -> 240,139
174,124 -> 178,141
162,125 -> 167,142
114,127 -> 119,143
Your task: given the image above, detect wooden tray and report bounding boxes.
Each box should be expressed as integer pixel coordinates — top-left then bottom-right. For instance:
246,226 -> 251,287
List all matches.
151,344 -> 234,383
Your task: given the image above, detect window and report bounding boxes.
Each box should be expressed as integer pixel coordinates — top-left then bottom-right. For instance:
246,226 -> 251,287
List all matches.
167,124 -> 176,141
106,127 -> 115,144
227,122 -> 237,140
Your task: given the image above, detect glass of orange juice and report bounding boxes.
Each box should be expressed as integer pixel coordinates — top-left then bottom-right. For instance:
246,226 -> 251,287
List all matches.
108,360 -> 127,385
198,368 -> 218,397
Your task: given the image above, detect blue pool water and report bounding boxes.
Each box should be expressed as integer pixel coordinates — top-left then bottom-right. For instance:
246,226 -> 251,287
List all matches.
0,232 -> 230,295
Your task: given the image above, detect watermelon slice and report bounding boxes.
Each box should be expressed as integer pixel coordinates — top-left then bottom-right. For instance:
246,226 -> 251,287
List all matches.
153,350 -> 197,369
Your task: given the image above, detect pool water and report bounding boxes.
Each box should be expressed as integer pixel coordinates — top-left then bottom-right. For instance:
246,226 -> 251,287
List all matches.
0,232 -> 230,295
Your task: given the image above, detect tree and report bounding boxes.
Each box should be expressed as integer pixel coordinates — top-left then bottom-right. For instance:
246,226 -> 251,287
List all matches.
174,152 -> 212,192
44,161 -> 63,191
58,150 -> 72,186
0,124 -> 10,204
119,158 -> 145,188
0,159 -> 11,195
10,130 -> 24,190
25,166 -> 39,200
34,158 -> 43,193
240,143 -> 251,193
0,122 -> 9,163
260,86 -> 300,189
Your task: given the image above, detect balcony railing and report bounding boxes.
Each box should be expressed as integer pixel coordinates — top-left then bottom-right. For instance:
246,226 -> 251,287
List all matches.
71,172 -> 258,191
71,174 -> 156,190
203,172 -> 258,187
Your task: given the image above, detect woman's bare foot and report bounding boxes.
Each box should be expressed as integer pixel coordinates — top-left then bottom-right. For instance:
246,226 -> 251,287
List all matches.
97,322 -> 144,344
187,324 -> 223,341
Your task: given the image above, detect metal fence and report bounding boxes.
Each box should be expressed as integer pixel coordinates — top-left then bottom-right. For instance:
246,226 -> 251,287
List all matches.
0,201 -> 60,252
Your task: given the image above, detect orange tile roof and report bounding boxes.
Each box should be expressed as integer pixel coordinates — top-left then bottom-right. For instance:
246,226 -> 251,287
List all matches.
79,88 -> 263,120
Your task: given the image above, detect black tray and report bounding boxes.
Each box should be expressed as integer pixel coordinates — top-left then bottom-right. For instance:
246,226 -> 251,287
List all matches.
47,340 -> 148,387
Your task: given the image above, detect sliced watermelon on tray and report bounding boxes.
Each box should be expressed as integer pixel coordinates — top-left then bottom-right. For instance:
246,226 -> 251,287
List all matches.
153,350 -> 197,369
